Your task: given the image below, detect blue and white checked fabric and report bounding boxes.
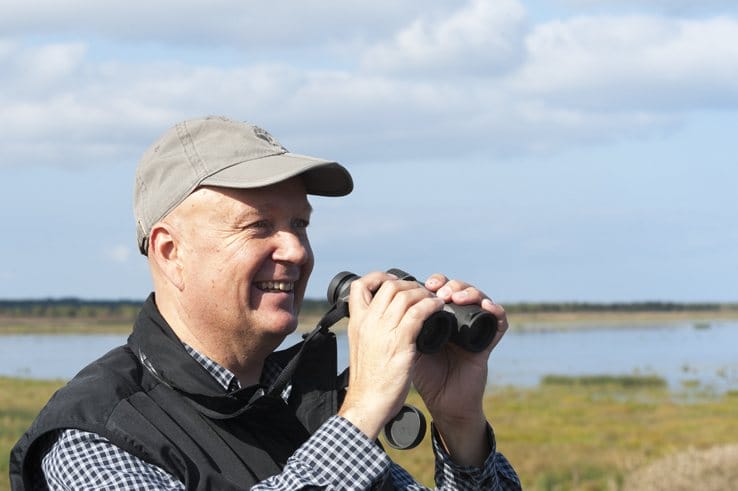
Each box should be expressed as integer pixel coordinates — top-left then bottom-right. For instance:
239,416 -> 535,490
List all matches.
39,344 -> 521,490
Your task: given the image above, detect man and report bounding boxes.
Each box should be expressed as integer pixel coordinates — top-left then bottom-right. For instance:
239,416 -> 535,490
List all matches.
10,116 -> 521,490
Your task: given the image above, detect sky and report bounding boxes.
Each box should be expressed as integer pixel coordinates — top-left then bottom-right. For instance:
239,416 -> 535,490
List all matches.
1,0 -> 737,303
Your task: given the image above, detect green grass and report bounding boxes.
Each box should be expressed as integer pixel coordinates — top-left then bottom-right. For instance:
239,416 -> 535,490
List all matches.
540,374 -> 668,388
0,315 -> 330,335
3,377 -> 738,491
0,377 -> 65,490
383,382 -> 738,490
0,321 -> 132,335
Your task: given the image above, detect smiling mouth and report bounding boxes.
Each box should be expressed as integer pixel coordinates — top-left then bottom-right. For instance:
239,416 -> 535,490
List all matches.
255,281 -> 295,293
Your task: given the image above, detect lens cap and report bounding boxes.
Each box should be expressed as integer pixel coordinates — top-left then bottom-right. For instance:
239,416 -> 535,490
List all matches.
383,404 -> 427,450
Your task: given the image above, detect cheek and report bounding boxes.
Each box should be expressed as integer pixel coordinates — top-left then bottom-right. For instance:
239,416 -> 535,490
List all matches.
305,240 -> 315,266
186,243 -> 243,290
300,244 -> 315,282
302,236 -> 314,264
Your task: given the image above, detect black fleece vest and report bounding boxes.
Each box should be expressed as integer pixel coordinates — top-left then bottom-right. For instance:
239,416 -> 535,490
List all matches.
10,294 -> 342,490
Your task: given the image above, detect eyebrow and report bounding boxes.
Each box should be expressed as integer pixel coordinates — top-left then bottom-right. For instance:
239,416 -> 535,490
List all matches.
231,201 -> 313,224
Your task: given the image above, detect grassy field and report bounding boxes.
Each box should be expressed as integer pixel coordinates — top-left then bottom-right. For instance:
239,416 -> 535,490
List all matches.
386,379 -> 738,490
0,318 -> 133,335
1,377 -> 65,490
2,376 -> 737,490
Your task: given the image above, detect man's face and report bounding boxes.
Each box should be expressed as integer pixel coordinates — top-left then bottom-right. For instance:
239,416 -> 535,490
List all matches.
171,177 -> 314,339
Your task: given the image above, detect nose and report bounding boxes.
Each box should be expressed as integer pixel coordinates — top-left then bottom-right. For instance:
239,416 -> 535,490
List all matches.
273,230 -> 311,265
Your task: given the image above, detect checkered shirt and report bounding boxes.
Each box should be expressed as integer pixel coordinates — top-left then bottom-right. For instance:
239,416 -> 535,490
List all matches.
38,344 -> 521,490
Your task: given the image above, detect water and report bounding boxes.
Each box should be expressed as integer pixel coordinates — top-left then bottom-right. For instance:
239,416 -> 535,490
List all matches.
0,334 -> 128,380
492,321 -> 738,392
2,321 -> 737,392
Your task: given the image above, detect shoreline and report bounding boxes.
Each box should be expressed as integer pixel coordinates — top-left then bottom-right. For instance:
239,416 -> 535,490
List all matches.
299,309 -> 738,333
1,309 -> 736,335
506,309 -> 738,332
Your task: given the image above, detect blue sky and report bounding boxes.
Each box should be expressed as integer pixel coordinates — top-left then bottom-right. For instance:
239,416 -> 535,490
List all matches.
1,0 -> 737,303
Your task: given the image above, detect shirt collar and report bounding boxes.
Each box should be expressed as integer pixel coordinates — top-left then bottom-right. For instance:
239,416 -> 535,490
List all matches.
182,342 -> 289,399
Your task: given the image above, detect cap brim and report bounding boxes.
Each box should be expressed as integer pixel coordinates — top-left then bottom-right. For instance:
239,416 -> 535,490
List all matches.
201,152 -> 353,197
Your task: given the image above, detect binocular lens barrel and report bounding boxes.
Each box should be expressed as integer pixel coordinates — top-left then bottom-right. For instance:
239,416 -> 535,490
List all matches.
326,270 -> 453,353
445,303 -> 498,353
326,269 -> 498,354
326,271 -> 358,304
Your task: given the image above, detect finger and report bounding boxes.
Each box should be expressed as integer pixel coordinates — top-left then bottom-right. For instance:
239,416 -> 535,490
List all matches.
399,296 -> 447,349
345,272 -> 392,362
449,286 -> 486,306
435,279 -> 472,301
371,279 -> 436,330
423,273 -> 448,293
436,280 -> 486,306
347,271 -> 397,309
481,299 -> 509,351
346,274 -> 434,349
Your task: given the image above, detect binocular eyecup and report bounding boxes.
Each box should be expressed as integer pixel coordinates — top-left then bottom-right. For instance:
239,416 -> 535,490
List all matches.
327,268 -> 498,354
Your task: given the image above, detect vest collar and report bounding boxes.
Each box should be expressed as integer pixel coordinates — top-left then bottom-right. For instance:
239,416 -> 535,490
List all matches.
128,294 -> 232,397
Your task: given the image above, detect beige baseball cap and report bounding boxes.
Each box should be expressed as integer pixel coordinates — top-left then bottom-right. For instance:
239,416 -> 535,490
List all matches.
134,116 -> 353,255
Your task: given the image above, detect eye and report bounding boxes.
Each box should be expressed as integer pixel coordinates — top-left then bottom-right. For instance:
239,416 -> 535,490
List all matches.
248,220 -> 272,232
293,218 -> 310,230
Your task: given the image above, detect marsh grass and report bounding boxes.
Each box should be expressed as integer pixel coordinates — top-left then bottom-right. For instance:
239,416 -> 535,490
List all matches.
0,320 -> 132,335
0,315 -> 331,336
2,377 -> 737,491
540,374 -> 668,388
0,377 -> 64,490
384,382 -> 738,490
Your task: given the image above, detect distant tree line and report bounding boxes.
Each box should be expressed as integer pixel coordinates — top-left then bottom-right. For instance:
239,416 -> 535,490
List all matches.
1,298 -> 736,319
0,299 -> 335,320
505,301 -> 738,313
0,299 -> 143,319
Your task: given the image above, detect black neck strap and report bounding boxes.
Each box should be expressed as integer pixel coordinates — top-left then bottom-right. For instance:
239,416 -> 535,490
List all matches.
267,301 -> 349,397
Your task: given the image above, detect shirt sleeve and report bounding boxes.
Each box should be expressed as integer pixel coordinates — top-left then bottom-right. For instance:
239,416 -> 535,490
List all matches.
252,415 -> 392,490
427,423 -> 522,490
255,416 -> 522,491
40,429 -> 185,491
41,420 -> 521,491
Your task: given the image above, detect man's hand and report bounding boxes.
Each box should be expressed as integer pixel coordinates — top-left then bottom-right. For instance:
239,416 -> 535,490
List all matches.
413,273 -> 509,467
337,272 -> 445,440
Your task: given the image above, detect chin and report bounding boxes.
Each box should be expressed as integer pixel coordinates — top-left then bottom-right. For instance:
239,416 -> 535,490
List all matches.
264,312 -> 299,336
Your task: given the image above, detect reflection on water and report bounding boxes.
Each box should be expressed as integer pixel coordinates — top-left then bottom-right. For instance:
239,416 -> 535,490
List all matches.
2,321 -> 737,393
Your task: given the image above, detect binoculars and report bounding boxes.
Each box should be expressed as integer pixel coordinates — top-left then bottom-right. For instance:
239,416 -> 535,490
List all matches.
327,268 -> 498,354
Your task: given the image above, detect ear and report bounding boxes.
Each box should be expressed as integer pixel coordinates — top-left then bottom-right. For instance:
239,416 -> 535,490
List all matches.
149,222 -> 185,291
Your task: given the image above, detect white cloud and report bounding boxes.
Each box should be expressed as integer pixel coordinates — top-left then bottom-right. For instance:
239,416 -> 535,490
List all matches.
1,2 -> 738,168
105,244 -> 131,263
0,1 -> 463,50
361,0 -> 528,77
509,15 -> 738,111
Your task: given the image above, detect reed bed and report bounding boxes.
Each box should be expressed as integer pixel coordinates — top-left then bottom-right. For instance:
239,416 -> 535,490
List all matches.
2,376 -> 737,491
